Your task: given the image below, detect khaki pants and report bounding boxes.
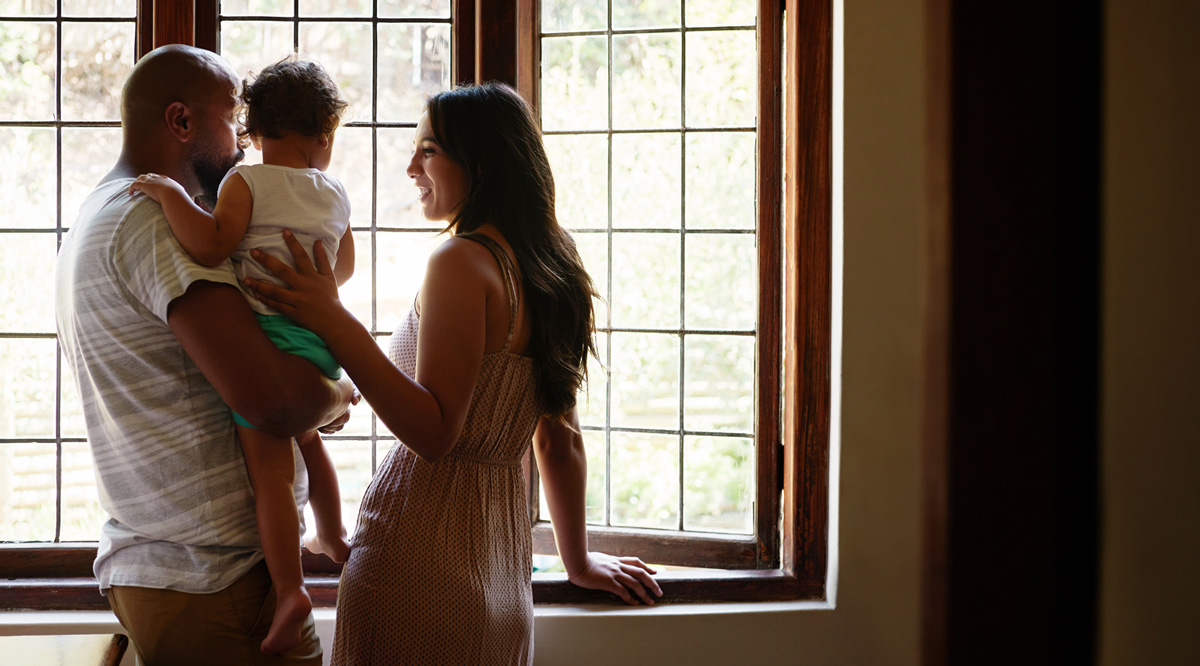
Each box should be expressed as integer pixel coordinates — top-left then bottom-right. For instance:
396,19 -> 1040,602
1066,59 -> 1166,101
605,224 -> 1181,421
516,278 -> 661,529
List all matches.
107,561 -> 322,666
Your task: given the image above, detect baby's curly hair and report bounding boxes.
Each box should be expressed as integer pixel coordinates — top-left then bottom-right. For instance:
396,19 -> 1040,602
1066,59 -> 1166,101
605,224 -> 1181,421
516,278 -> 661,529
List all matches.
239,55 -> 348,141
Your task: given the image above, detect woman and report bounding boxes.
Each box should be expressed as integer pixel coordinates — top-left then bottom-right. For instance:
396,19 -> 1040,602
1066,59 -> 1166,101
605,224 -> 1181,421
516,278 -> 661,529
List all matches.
245,82 -> 662,664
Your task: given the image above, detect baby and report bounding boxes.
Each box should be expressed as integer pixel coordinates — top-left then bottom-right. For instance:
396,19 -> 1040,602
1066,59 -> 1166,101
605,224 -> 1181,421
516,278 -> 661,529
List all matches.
130,55 -> 353,655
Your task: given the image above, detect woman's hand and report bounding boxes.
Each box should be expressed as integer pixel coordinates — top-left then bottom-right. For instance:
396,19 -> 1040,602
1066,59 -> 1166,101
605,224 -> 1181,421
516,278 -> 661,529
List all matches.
567,552 -> 663,606
244,230 -> 346,337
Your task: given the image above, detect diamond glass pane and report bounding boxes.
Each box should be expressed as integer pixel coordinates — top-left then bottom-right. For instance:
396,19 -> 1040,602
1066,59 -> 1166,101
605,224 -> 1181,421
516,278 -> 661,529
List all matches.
59,348 -> 87,439
62,127 -> 121,225
685,131 -> 755,230
221,0 -> 294,17
379,0 -> 450,19
59,441 -> 106,541
612,33 -> 681,130
611,231 -> 680,329
301,438 -> 373,541
331,125 -> 373,229
683,334 -> 754,433
685,0 -> 755,27
339,230 -> 375,345
683,435 -> 752,533
299,21 -> 373,117
541,0 -> 605,33
612,0 -> 680,30
0,21 -> 55,121
60,21 -> 134,121
0,338 -> 58,439
572,230 -> 609,327
377,127 -> 428,229
0,127 -> 54,228
540,36 -> 608,132
577,329 -> 608,429
375,230 -> 443,332
220,20 -> 295,80
685,29 -> 756,128
0,1 -> 55,15
610,332 -> 679,430
610,431 -> 678,529
684,232 -> 755,330
0,442 -> 57,541
62,1 -> 135,17
0,234 -> 59,334
300,0 -> 372,17
611,132 -> 680,230
544,133 -> 607,232
377,22 -> 450,123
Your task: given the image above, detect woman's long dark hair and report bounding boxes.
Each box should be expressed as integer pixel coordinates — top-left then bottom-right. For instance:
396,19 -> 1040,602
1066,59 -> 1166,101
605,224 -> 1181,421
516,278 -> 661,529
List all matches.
425,82 -> 598,421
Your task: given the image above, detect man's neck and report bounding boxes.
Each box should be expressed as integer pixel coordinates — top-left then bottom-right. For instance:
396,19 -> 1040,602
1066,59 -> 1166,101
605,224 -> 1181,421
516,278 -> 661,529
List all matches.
102,150 -> 196,195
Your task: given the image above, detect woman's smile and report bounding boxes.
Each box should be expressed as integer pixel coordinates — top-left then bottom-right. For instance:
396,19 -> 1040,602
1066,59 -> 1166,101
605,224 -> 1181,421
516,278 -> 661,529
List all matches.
407,111 -> 470,222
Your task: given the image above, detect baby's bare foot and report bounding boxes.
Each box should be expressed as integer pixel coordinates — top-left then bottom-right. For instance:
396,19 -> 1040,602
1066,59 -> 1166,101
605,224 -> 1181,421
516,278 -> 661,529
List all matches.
306,532 -> 352,563
260,586 -> 312,655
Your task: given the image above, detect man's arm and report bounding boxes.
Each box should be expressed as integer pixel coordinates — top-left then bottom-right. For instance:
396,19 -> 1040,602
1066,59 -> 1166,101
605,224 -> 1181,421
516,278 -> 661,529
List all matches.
167,280 -> 353,436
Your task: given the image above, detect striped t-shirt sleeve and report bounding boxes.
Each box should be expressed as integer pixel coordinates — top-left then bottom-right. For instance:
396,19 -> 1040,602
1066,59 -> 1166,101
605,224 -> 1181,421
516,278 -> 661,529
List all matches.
114,196 -> 240,322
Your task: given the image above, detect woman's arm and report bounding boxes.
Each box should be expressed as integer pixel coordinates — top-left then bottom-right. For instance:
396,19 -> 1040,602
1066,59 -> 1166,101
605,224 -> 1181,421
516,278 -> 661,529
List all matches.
130,172 -> 252,267
534,409 -> 663,606
167,279 -> 356,436
245,231 -> 488,462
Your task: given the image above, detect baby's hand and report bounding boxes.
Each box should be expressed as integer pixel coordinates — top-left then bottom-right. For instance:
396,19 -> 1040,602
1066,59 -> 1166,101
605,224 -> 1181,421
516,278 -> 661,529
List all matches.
129,173 -> 186,203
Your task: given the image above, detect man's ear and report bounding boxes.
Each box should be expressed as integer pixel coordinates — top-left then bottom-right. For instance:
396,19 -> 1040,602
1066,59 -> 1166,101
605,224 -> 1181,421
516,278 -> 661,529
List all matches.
164,101 -> 192,143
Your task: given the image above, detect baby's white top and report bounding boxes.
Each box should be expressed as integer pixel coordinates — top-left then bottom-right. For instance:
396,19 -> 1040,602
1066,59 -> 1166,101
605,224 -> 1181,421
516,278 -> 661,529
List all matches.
225,163 -> 351,315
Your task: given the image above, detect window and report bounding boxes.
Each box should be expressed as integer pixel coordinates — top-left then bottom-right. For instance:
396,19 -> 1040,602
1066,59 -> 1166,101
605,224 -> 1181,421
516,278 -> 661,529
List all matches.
0,0 -> 830,608
0,1 -> 135,537
528,0 -> 769,571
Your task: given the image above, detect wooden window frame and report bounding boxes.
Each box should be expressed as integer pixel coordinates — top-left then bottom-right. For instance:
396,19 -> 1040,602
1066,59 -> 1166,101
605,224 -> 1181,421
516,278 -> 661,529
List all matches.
0,0 -> 831,609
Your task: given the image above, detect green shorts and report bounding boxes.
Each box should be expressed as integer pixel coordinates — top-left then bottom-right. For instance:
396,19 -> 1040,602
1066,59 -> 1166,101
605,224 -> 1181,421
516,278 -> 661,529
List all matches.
232,314 -> 342,429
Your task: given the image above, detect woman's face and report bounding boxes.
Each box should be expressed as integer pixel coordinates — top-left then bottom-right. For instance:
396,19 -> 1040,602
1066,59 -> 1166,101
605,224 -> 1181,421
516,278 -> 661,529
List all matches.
407,111 -> 470,223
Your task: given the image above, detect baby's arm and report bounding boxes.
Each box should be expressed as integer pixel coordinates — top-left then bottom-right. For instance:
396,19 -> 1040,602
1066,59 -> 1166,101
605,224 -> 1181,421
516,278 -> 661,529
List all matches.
333,227 -> 355,287
129,172 -> 253,267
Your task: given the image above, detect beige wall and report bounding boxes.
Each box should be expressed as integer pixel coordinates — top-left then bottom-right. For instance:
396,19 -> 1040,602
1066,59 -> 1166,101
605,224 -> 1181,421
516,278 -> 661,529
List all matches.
1101,0 -> 1200,663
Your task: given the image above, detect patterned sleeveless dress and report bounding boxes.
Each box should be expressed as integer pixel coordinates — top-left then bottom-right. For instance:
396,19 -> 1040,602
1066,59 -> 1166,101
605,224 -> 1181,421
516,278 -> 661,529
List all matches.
331,235 -> 538,665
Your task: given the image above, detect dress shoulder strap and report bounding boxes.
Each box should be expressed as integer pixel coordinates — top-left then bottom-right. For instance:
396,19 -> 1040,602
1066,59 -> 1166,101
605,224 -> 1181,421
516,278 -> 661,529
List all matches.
457,233 -> 519,353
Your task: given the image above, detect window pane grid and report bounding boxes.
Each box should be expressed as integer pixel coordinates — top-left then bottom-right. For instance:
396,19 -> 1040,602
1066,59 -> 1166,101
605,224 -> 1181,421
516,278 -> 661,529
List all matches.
541,24 -> 755,39
1,2 -> 134,543
219,0 -> 452,536
541,0 -> 758,540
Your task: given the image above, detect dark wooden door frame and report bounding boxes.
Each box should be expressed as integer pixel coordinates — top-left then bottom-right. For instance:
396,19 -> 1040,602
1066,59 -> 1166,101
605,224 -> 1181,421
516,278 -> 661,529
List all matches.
923,1 -> 1102,663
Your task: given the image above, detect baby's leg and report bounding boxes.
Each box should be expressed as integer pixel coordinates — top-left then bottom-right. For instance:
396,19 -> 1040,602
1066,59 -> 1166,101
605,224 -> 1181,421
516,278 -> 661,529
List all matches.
296,430 -> 351,563
237,425 -> 312,655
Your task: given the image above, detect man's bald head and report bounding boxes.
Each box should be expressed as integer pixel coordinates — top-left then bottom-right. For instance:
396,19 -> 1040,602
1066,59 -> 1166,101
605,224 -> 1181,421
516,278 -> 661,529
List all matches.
121,44 -> 239,134
111,45 -> 243,206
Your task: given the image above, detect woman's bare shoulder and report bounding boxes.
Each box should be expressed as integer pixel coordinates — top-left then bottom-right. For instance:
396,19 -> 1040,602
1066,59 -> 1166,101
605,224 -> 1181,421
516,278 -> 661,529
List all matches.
424,235 -> 502,286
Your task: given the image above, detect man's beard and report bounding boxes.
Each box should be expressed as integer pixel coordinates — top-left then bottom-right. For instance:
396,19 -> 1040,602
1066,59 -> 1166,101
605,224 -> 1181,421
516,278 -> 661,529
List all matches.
190,147 -> 244,211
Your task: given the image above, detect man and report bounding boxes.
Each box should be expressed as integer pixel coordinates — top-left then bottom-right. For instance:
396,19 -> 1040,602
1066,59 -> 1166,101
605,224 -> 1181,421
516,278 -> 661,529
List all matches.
54,44 -> 355,665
